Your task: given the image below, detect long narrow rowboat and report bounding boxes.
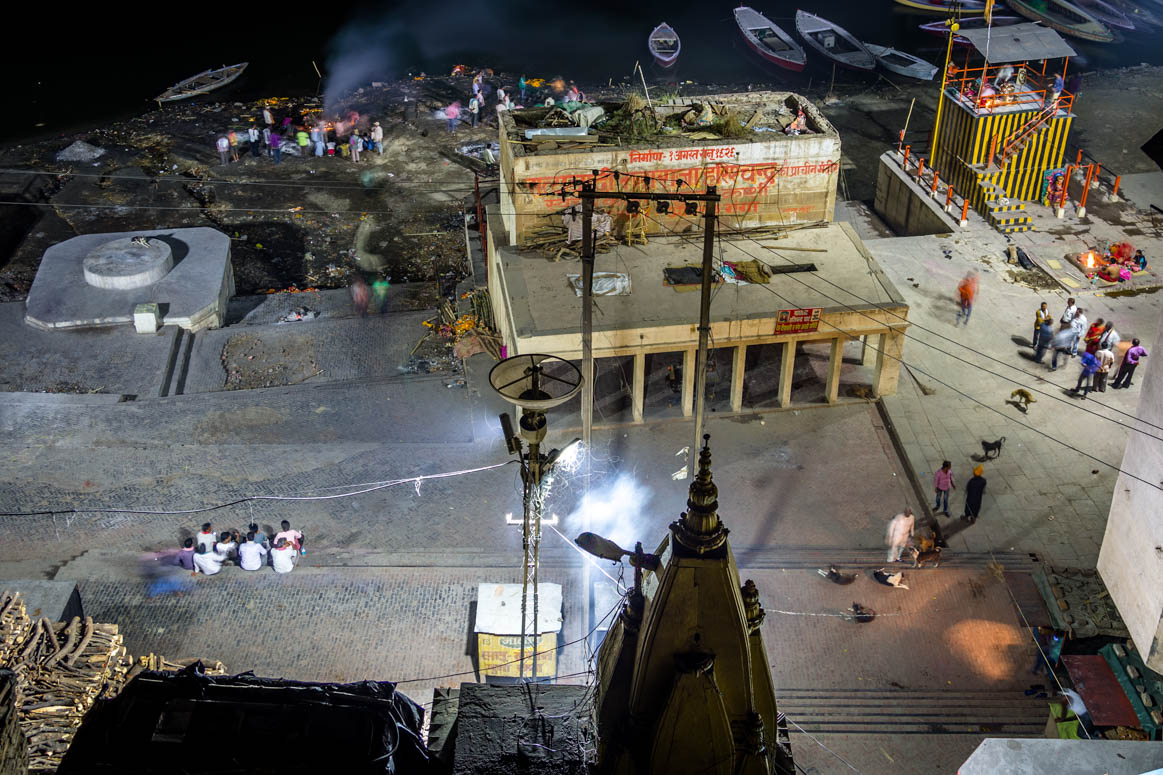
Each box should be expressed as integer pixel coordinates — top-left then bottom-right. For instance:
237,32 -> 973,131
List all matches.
865,44 -> 939,80
1006,0 -> 1115,41
1075,0 -> 1135,28
919,15 -> 1022,43
155,63 -> 249,103
733,6 -> 807,71
795,10 -> 876,70
893,0 -> 987,12
649,22 -> 681,69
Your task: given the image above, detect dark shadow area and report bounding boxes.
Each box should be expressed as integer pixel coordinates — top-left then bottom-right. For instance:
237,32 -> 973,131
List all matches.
642,351 -> 685,419
789,341 -> 829,404
149,233 -> 191,266
742,342 -> 784,408
225,222 -> 307,294
225,295 -> 267,325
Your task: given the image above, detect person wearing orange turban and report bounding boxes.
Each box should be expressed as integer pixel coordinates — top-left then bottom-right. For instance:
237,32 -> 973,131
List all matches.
963,465 -> 986,523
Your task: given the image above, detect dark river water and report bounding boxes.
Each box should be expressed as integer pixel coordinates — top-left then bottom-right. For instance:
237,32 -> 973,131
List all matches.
8,0 -> 1163,143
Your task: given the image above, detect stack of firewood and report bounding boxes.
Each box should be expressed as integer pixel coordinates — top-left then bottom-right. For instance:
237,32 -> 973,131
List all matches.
0,590 -> 226,772
519,225 -> 619,261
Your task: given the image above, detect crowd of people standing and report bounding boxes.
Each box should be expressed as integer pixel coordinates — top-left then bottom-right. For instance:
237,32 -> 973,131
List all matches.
1028,297 -> 1145,399
214,105 -> 387,166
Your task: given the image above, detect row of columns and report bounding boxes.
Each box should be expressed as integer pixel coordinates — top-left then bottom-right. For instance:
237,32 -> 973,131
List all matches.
627,330 -> 905,424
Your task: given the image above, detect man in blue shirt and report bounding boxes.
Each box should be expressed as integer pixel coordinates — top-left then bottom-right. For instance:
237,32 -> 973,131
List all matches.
1069,351 -> 1098,399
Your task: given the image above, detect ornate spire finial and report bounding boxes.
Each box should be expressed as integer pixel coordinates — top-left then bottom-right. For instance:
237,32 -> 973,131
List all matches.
741,580 -> 766,634
672,434 -> 728,554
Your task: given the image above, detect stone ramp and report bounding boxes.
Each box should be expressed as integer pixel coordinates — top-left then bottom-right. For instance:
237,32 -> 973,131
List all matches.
779,688 -> 1049,735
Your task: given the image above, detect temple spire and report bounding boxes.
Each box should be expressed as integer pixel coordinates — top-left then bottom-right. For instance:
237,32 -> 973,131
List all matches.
673,434 -> 728,554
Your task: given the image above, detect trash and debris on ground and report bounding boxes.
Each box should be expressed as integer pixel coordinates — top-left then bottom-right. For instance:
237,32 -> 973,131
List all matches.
277,307 -> 319,323
56,140 -> 106,162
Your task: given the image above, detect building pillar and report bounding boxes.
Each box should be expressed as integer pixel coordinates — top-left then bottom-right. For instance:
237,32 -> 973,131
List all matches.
632,351 -> 646,424
778,341 -> 796,408
682,349 -> 695,417
860,334 -> 875,365
730,345 -> 747,413
874,330 -> 905,397
825,336 -> 846,404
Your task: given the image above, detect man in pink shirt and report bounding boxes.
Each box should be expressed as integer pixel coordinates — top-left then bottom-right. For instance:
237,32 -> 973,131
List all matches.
274,520 -> 305,557
933,461 -> 955,516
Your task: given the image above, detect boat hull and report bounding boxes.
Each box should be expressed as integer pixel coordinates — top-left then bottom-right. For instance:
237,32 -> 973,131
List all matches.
156,63 -> 249,103
649,23 -> 681,69
893,0 -> 987,12
795,11 -> 877,70
1007,0 -> 1115,41
740,34 -> 807,71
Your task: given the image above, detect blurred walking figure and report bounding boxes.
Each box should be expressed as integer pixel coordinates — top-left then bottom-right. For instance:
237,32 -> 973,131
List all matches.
227,129 -> 240,162
518,74 -> 527,103
1032,302 -> 1050,350
885,508 -> 915,563
262,106 -> 274,126
1033,315 -> 1054,363
1069,350 -> 1099,399
216,135 -> 230,166
468,95 -> 480,128
1049,323 -> 1074,371
350,130 -> 363,162
445,101 -> 461,133
269,130 -> 282,164
351,275 -> 370,316
955,271 -> 978,325
372,277 -> 390,312
248,125 -> 261,157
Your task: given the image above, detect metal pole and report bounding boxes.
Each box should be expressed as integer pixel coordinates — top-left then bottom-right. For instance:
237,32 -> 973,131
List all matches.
690,186 -> 718,479
930,20 -> 959,170
580,185 -> 595,452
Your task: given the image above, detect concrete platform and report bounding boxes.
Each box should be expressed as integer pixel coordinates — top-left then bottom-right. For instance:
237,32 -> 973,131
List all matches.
25,227 -> 235,332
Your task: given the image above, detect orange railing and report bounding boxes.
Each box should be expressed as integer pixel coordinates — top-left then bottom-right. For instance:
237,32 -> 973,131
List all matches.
891,141 -> 970,222
944,60 -> 1073,117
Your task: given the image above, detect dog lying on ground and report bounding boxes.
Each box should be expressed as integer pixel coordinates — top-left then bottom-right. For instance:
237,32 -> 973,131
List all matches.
910,546 -> 942,568
873,568 -> 909,589
981,436 -> 1007,458
1011,388 -> 1036,410
817,565 -> 857,585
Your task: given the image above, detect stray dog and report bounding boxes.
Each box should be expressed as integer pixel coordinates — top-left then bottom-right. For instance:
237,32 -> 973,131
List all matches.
873,568 -> 909,589
981,436 -> 1007,459
912,530 -> 937,554
910,546 -> 942,568
1011,388 -> 1037,411
817,565 -> 857,585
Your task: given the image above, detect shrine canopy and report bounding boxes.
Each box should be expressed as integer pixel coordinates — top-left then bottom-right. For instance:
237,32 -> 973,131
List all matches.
958,23 -> 1077,63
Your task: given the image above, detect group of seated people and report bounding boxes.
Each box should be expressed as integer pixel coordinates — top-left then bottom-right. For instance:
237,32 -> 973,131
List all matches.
175,520 -> 306,575
1089,244 -> 1149,283
956,64 -> 1064,112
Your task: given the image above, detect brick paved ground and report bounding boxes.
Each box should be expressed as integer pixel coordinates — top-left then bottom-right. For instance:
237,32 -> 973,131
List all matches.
865,232 -> 1163,567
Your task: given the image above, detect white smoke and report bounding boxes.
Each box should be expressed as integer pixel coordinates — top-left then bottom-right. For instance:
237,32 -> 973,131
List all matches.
563,474 -> 653,553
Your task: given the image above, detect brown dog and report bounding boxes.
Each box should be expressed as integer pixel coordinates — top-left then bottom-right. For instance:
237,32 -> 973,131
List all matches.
910,546 -> 942,568
912,530 -> 937,554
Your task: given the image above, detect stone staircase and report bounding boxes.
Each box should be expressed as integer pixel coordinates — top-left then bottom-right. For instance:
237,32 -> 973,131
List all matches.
978,180 -> 1034,234
777,688 -> 1049,735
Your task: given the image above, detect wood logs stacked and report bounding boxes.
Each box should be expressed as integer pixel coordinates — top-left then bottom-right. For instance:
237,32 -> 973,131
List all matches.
0,591 -> 225,773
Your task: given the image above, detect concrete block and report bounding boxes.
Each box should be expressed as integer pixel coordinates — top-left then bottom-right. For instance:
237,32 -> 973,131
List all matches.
25,227 -> 234,333
133,303 -> 160,333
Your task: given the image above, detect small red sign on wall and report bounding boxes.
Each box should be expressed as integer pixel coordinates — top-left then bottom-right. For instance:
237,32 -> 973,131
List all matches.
774,308 -> 821,334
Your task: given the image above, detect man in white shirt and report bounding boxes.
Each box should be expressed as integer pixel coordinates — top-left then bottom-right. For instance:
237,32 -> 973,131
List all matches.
1068,308 -> 1088,357
195,523 -> 216,553
214,531 -> 238,564
238,533 -> 267,571
192,544 -> 224,576
271,539 -> 296,574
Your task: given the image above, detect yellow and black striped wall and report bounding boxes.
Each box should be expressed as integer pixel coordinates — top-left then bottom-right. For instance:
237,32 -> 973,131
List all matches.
931,98 -> 1072,211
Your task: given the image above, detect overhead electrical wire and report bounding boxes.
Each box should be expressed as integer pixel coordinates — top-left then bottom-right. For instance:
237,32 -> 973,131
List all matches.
0,460 -> 517,518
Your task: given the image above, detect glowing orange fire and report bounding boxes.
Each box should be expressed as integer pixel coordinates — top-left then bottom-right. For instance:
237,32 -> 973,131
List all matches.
1085,252 -> 1095,268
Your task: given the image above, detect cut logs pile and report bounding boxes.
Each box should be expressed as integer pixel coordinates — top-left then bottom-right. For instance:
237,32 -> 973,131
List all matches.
520,225 -> 619,262
0,590 -> 226,773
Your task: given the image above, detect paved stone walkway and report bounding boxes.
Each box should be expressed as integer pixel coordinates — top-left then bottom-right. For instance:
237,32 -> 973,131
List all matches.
865,231 -> 1163,567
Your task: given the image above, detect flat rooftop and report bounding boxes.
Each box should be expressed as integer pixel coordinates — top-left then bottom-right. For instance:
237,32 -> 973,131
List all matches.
505,90 -> 838,157
496,222 -> 904,346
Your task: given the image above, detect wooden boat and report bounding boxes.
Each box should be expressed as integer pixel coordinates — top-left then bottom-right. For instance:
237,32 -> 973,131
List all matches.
919,15 -> 1022,43
733,6 -> 807,71
893,0 -> 987,12
648,22 -> 681,69
1075,0 -> 1135,28
155,63 -> 249,103
794,10 -> 876,70
1005,0 -> 1115,41
865,44 -> 939,79
1104,0 -> 1162,27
